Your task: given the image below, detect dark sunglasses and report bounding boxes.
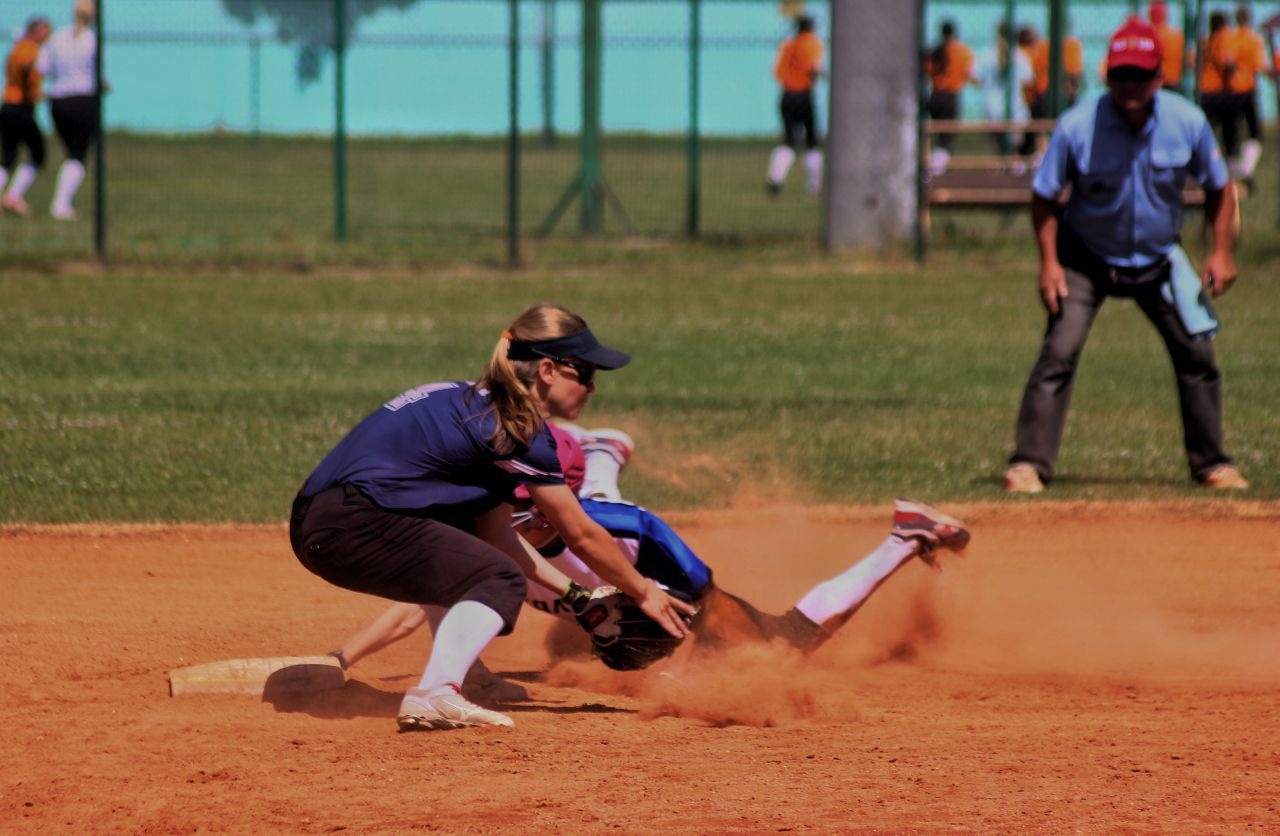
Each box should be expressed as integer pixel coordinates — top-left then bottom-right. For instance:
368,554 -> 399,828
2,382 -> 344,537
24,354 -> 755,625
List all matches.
1107,67 -> 1157,84
531,351 -> 596,387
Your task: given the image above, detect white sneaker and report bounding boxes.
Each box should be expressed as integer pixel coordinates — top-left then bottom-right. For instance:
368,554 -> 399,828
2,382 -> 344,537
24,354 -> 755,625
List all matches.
3,196 -> 31,217
462,659 -> 529,703
1199,464 -> 1248,490
1004,463 -> 1045,494
397,686 -> 514,731
51,206 -> 77,221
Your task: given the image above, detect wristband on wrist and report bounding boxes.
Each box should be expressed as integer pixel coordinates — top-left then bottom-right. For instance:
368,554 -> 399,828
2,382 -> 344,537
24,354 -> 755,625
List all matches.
560,581 -> 593,615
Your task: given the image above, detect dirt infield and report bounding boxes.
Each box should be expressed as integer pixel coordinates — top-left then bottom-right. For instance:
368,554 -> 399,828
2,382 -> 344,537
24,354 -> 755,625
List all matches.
3,502 -> 1279,833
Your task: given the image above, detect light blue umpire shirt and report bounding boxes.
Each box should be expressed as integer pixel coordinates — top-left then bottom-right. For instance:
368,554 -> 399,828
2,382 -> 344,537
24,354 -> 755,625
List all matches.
1032,89 -> 1230,269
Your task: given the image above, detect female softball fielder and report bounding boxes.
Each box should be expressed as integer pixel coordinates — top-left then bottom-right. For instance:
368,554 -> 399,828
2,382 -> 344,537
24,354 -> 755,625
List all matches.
327,425 -> 970,688
290,303 -> 693,732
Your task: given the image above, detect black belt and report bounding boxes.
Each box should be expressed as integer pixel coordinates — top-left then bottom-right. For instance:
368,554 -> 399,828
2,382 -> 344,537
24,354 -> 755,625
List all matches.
1106,259 -> 1169,284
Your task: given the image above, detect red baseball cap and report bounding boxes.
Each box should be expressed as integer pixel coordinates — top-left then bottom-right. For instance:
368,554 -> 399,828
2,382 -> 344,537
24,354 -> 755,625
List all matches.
1107,18 -> 1162,73
515,423 -> 585,500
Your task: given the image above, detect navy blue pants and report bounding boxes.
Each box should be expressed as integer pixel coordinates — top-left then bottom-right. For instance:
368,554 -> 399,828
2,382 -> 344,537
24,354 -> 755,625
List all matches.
289,484 -> 527,634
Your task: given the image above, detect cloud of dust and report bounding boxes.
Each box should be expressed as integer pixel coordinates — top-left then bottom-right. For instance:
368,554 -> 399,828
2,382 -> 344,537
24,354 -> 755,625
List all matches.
541,541 -> 1280,727
545,642 -> 844,728
915,556 -> 1280,685
542,578 -> 952,728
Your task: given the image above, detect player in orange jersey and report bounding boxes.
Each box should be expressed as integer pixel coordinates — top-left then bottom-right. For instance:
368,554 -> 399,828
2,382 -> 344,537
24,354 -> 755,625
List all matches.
1199,11 -> 1238,163
1147,2 -> 1187,91
765,15 -> 825,196
1227,5 -> 1267,183
924,20 -> 977,174
1,16 -> 53,217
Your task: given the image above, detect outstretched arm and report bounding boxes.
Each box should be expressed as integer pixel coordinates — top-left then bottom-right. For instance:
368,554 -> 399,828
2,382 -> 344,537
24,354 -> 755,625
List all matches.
529,483 -> 694,638
333,602 -> 429,669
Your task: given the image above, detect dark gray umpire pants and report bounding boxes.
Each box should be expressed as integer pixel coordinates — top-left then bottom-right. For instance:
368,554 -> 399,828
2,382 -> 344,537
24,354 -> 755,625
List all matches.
1009,231 -> 1233,484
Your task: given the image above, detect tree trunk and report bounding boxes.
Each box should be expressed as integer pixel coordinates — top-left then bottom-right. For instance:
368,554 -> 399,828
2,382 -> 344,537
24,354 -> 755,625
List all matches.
824,2 -> 919,253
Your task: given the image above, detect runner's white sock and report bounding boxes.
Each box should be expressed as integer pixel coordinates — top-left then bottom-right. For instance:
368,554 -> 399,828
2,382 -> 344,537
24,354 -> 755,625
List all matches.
767,145 -> 796,185
52,159 -> 85,214
417,601 -> 504,693
804,149 -> 823,194
8,163 -> 37,199
794,536 -> 918,626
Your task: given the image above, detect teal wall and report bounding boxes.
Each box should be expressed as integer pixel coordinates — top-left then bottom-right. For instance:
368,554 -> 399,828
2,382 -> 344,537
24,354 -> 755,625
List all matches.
4,1 -> 1276,136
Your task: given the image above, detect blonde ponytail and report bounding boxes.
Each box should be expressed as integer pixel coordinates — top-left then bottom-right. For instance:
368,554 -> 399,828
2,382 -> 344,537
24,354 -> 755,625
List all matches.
477,303 -> 588,455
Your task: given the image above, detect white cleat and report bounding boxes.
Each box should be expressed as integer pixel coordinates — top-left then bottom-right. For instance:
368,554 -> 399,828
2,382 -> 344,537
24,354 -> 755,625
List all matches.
3,196 -> 32,217
397,686 -> 514,732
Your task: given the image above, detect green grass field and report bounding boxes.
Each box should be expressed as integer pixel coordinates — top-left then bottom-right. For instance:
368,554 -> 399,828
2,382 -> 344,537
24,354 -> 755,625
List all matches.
0,133 -> 825,267
2,133 -> 1277,522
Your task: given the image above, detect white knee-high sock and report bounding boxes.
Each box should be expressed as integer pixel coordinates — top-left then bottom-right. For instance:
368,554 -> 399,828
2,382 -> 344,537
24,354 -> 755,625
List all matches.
416,600 -> 504,693
767,145 -> 796,185
794,536 -> 918,627
804,149 -> 823,194
52,159 -> 85,214
7,163 -> 37,198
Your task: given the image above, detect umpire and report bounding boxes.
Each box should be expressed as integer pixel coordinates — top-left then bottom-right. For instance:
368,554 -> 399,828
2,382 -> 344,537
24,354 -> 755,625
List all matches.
1004,19 -> 1247,494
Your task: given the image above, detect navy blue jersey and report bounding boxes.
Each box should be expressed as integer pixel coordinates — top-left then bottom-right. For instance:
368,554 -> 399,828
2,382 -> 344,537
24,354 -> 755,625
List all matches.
302,381 -> 565,512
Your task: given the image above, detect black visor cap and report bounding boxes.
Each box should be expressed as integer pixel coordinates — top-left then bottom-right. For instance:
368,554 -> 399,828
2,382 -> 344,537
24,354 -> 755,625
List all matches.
506,328 -> 631,370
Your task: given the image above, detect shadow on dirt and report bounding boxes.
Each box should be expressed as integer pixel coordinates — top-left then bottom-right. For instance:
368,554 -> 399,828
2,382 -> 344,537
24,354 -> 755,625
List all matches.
263,678 -> 635,719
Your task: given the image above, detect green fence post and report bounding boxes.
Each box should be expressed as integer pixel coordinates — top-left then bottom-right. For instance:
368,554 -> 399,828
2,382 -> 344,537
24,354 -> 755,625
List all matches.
1002,0 -> 1016,155
333,0 -> 348,243
250,34 -> 262,144
508,0 -> 522,265
1187,0 -> 1201,101
94,0 -> 106,260
1046,0 -> 1063,116
686,0 -> 701,238
541,0 -> 555,147
581,0 -> 603,234
916,0 -> 926,261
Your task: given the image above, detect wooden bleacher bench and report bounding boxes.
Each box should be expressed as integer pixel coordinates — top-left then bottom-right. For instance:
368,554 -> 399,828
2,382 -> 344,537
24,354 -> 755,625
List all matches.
922,119 -> 1209,207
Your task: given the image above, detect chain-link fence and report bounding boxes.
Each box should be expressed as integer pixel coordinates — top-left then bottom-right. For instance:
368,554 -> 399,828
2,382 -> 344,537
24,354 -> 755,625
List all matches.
3,0 -> 1274,266
2,0 -> 836,266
